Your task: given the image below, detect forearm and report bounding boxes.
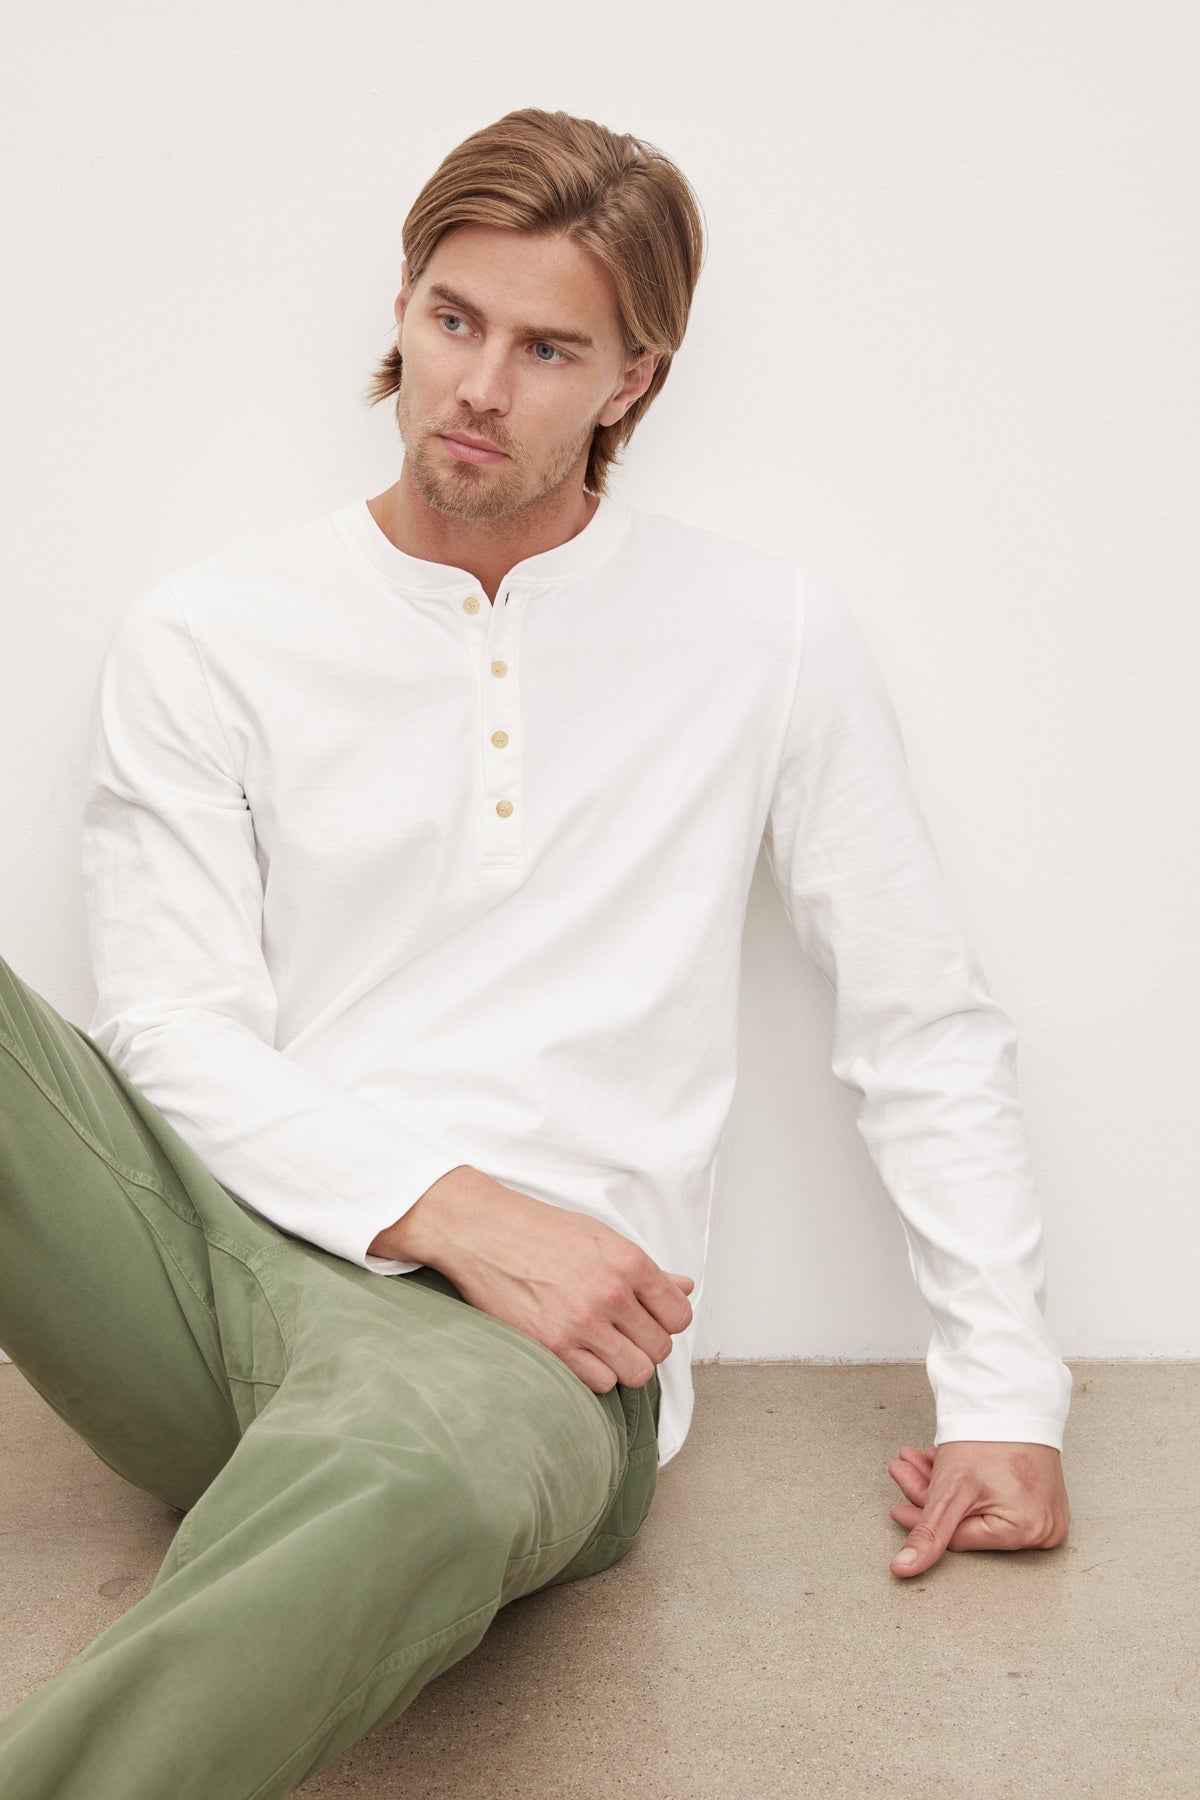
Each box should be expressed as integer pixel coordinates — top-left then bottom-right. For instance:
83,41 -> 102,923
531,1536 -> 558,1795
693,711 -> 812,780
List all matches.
838,993 -> 1073,1445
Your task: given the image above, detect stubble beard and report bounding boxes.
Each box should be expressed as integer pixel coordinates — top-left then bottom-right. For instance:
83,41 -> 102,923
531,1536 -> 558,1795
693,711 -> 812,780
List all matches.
397,386 -> 598,526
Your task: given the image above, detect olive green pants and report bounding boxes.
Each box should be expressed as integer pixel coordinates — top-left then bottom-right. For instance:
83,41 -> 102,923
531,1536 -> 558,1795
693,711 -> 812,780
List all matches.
0,952 -> 659,1799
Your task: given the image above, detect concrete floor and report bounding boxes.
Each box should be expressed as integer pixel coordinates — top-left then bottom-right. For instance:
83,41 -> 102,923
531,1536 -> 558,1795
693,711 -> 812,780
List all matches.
1,1359 -> 1197,1798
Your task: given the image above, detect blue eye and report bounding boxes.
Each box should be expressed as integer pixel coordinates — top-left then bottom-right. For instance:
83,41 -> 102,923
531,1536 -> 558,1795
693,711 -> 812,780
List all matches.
533,342 -> 565,364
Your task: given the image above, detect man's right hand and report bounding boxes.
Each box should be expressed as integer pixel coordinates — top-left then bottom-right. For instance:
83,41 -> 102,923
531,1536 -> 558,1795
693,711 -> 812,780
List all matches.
368,1166 -> 694,1394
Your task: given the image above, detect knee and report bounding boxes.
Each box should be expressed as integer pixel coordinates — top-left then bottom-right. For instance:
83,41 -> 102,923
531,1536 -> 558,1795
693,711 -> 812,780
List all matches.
344,1399 -> 607,1596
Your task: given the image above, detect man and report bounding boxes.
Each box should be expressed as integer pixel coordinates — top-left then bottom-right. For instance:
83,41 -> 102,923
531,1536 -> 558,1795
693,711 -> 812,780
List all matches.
0,107 -> 1070,1797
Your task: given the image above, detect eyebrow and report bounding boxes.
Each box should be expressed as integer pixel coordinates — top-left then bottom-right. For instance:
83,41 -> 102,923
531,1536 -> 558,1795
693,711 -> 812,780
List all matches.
425,283 -> 597,351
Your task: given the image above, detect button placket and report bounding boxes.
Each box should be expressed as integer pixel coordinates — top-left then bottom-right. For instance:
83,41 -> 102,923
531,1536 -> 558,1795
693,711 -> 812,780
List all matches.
479,586 -> 525,864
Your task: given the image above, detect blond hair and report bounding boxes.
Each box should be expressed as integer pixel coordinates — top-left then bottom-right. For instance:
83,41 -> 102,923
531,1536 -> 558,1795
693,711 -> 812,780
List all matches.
364,108 -> 706,494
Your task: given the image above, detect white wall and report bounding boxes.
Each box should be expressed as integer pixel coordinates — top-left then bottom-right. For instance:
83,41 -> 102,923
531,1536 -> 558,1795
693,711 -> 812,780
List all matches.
2,2 -> 1196,1366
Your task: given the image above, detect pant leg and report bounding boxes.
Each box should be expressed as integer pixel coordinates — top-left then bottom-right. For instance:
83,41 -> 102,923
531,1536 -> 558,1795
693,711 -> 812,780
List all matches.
0,950 -> 661,1797
0,1240 -> 660,1800
0,949 -> 285,1506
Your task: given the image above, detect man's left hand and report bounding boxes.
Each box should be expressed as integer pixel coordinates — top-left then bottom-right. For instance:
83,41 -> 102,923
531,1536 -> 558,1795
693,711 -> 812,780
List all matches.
887,1439 -> 1070,1578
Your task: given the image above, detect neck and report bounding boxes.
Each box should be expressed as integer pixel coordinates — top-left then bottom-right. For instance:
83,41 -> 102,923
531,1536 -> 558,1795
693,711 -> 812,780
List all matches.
367,463 -> 600,604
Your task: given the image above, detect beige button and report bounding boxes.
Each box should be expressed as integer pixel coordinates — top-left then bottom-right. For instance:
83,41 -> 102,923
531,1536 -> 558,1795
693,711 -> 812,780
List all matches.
462,595 -> 480,614
496,799 -> 514,818
491,730 -> 509,748
490,660 -> 508,678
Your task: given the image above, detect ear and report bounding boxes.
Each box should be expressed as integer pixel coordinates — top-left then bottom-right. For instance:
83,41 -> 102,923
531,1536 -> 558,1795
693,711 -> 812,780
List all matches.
393,260 -> 414,338
597,349 -> 662,429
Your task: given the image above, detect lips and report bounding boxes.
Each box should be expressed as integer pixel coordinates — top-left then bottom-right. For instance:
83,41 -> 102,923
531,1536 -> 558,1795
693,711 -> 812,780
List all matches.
438,432 -> 510,466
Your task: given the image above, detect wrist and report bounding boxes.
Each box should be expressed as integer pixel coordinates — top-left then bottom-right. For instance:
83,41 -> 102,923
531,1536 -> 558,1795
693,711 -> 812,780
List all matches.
368,1164 -> 491,1265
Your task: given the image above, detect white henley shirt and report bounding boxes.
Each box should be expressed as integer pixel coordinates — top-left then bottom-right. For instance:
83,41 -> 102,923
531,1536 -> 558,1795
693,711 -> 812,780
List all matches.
81,491 -> 1073,1464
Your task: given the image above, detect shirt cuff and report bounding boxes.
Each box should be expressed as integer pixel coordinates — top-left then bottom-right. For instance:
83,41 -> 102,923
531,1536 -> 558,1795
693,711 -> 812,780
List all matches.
362,1252 -> 422,1276
933,1414 -> 1066,1451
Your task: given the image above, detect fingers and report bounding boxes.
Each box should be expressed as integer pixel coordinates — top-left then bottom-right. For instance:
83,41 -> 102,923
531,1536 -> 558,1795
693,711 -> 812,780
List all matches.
557,1271 -> 679,1390
890,1466 -> 980,1577
635,1265 -> 694,1336
535,1237 -> 694,1391
588,1316 -> 666,1388
565,1345 -> 622,1394
887,1451 -> 932,1506
896,1444 -> 934,1475
889,1505 -> 1027,1553
561,1321 -> 664,1394
888,1503 -> 923,1530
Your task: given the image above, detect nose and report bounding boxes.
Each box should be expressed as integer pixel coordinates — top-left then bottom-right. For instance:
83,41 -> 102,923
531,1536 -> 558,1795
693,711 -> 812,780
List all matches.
455,342 -> 511,417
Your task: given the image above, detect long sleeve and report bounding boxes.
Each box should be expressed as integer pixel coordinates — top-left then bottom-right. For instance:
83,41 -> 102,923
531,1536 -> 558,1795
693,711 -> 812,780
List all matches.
762,570 -> 1072,1447
80,579 -> 461,1274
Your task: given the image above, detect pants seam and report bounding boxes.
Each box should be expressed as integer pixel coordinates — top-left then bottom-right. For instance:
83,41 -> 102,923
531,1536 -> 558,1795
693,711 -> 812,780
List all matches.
514,1451 -> 629,1560
569,1527 -> 644,1557
0,1021 -> 280,1266
0,1028 -> 165,1194
117,1181 -> 224,1327
241,1245 -> 301,1362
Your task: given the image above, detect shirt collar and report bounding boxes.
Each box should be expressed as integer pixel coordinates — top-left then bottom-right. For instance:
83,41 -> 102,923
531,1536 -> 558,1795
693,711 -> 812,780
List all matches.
330,487 -> 632,596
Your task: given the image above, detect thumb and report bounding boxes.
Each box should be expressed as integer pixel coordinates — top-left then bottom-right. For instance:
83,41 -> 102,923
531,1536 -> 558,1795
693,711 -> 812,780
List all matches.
891,1524 -> 947,1578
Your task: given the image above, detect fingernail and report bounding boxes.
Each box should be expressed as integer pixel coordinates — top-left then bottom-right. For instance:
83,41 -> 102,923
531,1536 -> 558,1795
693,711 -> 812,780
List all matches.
895,1549 -> 918,1566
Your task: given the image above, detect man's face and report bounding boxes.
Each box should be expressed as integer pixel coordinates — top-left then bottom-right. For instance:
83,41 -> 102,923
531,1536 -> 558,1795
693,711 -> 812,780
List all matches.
393,225 -> 653,523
